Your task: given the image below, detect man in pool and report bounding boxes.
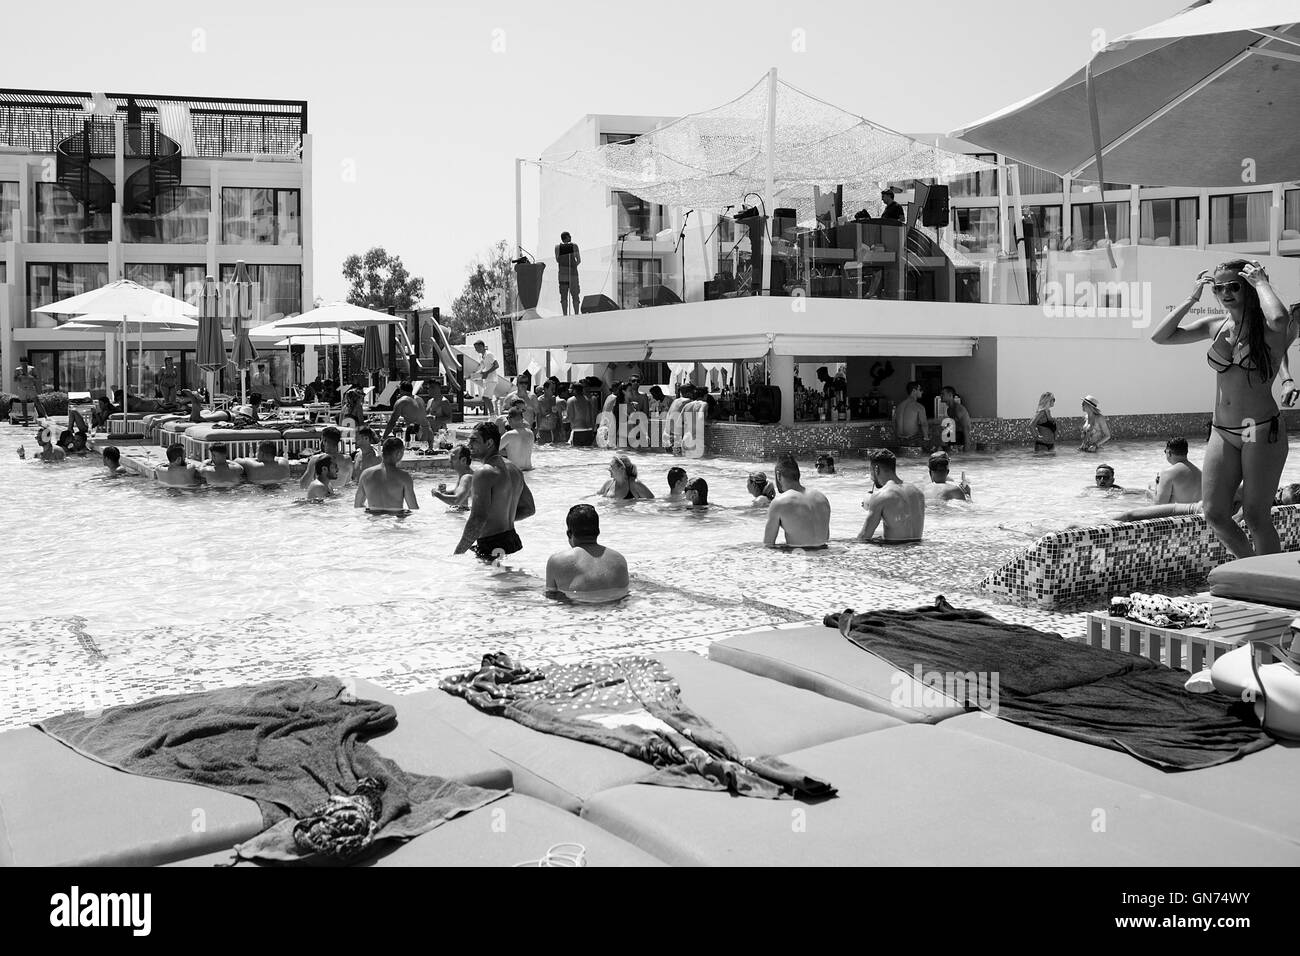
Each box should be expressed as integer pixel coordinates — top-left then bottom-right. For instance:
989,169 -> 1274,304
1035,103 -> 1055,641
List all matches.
101,445 -> 127,477
683,477 -> 709,508
1093,463 -> 1127,494
306,456 -> 338,501
235,440 -> 291,486
382,381 -> 437,454
300,426 -> 353,491
566,382 -> 596,447
453,421 -> 536,561
747,471 -> 776,506
894,381 -> 929,447
816,453 -> 836,475
764,453 -> 832,549
1154,436 -> 1202,505
939,386 -> 973,453
157,442 -> 201,488
354,436 -> 419,512
924,451 -> 971,502
199,441 -> 244,488
545,504 -> 629,603
499,405 -> 535,471
19,424 -> 67,462
433,443 -> 474,509
857,448 -> 925,543
665,466 -> 689,501
352,426 -> 381,479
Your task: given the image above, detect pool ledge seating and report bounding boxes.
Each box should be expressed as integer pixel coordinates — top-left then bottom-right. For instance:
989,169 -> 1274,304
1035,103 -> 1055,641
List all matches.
981,505 -> 1300,609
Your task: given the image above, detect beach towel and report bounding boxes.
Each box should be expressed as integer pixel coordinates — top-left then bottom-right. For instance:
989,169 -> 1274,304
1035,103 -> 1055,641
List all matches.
441,653 -> 835,799
38,677 -> 504,863
825,597 -> 1272,771
1111,592 -> 1210,629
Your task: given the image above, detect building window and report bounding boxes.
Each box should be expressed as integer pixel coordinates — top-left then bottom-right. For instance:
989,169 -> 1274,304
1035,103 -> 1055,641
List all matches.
1070,202 -> 1131,246
618,259 -> 662,308
1281,189 -> 1299,238
0,181 -> 17,241
1209,193 -> 1270,244
600,133 -> 639,146
951,207 -> 999,254
26,262 -> 112,328
221,187 -> 301,245
1021,205 -> 1063,252
36,183 -> 111,243
219,263 -> 301,323
948,154 -> 998,199
613,191 -> 666,241
124,186 -> 211,243
1017,165 -> 1064,196
125,263 -> 207,303
1140,197 -> 1198,246
26,349 -> 108,393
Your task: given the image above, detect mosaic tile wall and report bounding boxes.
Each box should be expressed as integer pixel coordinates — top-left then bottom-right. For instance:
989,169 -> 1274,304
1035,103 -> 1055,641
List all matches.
707,409 -> 1300,459
981,504 -> 1300,609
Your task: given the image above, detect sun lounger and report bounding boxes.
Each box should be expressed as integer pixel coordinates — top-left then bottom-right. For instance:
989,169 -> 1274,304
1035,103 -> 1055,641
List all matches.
422,651 -> 899,813
579,724 -> 1300,865
1208,552 -> 1300,611
0,679 -> 510,867
709,624 -> 966,723
182,424 -> 284,462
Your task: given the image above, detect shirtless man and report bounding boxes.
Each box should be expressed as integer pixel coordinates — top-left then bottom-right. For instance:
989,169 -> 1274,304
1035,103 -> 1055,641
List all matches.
764,453 -> 832,549
235,440 -> 291,486
423,381 -> 453,439
545,504 -> 630,603
894,381 -> 929,447
306,457 -> 338,501
536,380 -> 559,444
199,441 -> 245,488
300,426 -> 354,490
19,425 -> 66,462
1154,436 -> 1202,505
354,436 -> 419,513
499,407 -> 535,471
101,445 -> 127,477
939,386 -> 973,453
665,386 -> 692,453
923,451 -> 971,502
453,421 -> 536,561
433,444 -> 473,509
857,448 -> 925,543
157,442 -> 201,488
666,466 -> 689,501
566,382 -> 597,447
352,427 -> 381,480
382,381 -> 436,454
510,374 -> 538,429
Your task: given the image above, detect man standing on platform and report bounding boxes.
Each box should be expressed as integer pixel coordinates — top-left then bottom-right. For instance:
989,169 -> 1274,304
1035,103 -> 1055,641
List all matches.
880,189 -> 905,223
473,340 -> 502,416
555,231 -> 582,315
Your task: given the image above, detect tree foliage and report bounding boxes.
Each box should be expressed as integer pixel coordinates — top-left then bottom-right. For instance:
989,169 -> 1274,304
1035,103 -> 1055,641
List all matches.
341,247 -> 425,312
447,240 -> 516,343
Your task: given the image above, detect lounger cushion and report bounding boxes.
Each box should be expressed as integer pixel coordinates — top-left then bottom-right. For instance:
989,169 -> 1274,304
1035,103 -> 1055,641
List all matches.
709,624 -> 966,723
169,795 -> 665,867
580,725 -> 1300,866
183,424 -> 282,443
942,711 -> 1300,841
424,651 -> 900,813
1208,552 -> 1300,609
0,680 -> 511,867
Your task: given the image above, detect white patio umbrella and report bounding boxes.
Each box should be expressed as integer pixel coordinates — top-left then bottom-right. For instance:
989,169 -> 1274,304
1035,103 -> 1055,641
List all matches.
33,280 -> 198,424
274,302 -> 406,389
271,329 -> 364,348
951,0 -> 1300,187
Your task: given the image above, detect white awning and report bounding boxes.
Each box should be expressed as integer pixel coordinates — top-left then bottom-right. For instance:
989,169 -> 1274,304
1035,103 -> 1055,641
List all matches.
564,335 -> 770,364
772,334 -> 977,357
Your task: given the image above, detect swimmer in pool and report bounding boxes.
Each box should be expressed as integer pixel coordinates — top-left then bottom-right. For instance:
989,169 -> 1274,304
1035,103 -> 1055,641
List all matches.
666,466 -> 689,501
354,436 -> 418,512
764,452 -> 832,549
1091,462 -> 1141,495
199,441 -> 244,489
235,440 -> 291,486
747,471 -> 776,507
599,455 -> 654,500
453,421 -> 536,561
1153,436 -> 1202,505
432,443 -> 473,510
545,503 -> 630,604
857,448 -> 925,543
683,477 -> 709,508
157,442 -> 201,488
306,456 -> 338,501
351,427 -> 381,481
816,453 -> 836,475
19,425 -> 67,462
300,426 -> 354,491
923,451 -> 971,502
101,445 -> 127,477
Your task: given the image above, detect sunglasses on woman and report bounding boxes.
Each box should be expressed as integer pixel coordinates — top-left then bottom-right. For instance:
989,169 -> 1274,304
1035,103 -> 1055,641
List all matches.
1212,281 -> 1242,294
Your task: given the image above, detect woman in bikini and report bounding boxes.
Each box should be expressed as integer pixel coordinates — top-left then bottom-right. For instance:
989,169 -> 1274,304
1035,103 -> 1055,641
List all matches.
1031,392 -> 1057,452
598,455 -> 654,500
1078,395 -> 1111,452
1151,260 -> 1295,558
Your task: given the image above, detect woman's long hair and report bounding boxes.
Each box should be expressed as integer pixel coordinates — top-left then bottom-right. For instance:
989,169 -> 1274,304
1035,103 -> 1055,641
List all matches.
1217,259 -> 1274,383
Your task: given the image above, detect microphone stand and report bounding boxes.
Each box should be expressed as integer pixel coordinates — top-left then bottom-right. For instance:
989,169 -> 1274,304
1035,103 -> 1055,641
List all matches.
617,233 -> 630,309
699,206 -> 735,298
674,209 -> 694,301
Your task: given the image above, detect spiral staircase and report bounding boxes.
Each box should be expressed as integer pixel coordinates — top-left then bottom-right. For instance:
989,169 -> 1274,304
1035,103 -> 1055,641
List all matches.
122,123 -> 182,235
54,119 -> 115,234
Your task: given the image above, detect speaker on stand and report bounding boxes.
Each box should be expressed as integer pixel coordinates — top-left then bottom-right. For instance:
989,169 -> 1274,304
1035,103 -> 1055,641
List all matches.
581,294 -> 620,314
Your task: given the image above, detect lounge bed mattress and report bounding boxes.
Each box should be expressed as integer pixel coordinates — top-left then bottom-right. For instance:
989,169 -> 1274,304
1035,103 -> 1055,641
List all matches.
1209,551 -> 1300,610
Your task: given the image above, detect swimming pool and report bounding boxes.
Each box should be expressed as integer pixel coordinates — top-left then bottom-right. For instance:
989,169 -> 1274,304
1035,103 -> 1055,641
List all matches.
2,425 -> 1296,729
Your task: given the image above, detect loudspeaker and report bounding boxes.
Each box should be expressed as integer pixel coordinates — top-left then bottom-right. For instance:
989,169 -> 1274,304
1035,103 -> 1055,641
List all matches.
921,184 -> 950,227
581,294 -> 620,314
751,384 -> 781,424
653,286 -> 682,306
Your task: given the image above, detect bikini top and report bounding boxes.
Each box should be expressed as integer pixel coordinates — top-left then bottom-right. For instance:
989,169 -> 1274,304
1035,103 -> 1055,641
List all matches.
624,488 -> 637,500
1206,321 -> 1259,374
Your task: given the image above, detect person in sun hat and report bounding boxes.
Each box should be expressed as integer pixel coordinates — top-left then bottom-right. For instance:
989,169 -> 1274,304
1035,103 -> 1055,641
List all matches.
1079,394 -> 1111,453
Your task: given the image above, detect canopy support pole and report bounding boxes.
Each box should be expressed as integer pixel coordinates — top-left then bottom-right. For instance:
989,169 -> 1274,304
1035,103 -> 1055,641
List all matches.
762,67 -> 777,297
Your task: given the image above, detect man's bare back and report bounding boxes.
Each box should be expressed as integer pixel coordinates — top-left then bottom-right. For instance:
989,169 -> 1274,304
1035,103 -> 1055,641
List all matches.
454,453 -> 536,558
1157,460 -> 1203,504
895,399 -> 928,442
355,462 -> 418,512
858,481 -> 926,542
764,486 -> 832,548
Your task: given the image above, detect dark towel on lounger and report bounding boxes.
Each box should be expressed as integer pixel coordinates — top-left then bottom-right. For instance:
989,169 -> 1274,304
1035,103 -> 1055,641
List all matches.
38,677 -> 504,863
441,653 -> 835,799
824,597 -> 1272,771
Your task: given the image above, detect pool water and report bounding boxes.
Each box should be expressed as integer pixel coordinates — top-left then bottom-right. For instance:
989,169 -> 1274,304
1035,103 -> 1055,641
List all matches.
1,424 -> 1296,729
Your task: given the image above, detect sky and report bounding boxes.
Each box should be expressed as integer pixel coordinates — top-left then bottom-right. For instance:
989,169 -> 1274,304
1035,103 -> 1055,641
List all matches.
4,0 -> 1185,307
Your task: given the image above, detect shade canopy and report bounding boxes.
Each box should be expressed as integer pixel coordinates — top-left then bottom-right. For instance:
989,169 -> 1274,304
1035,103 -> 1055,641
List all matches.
33,278 -> 197,319
272,329 -> 364,347
55,312 -> 197,331
537,73 -> 995,220
274,302 -> 407,330
951,0 -> 1300,186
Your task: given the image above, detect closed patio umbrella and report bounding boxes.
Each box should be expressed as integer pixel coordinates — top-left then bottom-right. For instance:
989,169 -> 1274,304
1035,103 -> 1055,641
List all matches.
361,325 -> 385,386
196,275 -> 226,403
229,261 -> 259,404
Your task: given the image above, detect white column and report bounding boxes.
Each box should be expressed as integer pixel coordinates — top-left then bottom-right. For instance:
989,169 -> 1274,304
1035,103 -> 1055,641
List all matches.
1270,184 -> 1283,258
771,352 -> 795,426
300,133 -> 314,314
997,158 -> 1011,254
762,67 -> 777,297
114,118 -> 125,207
207,166 -> 220,278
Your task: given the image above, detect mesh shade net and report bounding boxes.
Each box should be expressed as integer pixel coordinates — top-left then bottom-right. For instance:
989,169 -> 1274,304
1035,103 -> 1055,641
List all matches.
536,74 -> 996,221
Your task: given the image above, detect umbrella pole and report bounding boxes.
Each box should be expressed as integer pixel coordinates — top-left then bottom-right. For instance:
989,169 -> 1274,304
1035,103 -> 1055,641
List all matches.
121,318 -> 128,426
